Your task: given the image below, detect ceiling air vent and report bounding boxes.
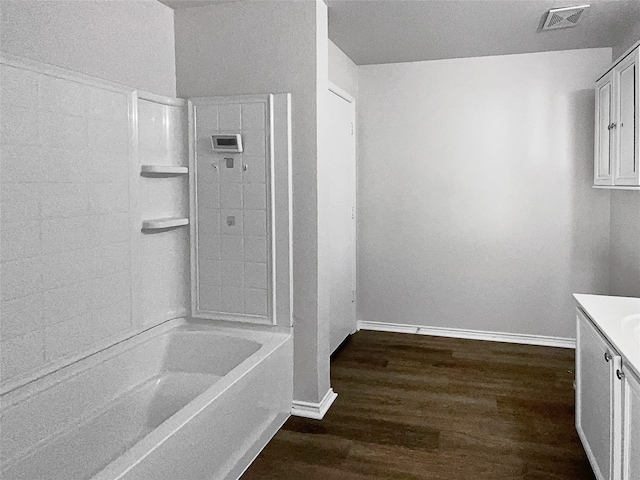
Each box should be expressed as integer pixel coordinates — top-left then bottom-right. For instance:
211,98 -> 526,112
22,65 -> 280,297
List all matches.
542,5 -> 590,30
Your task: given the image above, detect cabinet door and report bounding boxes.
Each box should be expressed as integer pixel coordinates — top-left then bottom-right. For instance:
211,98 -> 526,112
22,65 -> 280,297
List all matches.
613,50 -> 639,186
622,365 -> 640,480
576,310 -> 620,480
595,73 -> 615,185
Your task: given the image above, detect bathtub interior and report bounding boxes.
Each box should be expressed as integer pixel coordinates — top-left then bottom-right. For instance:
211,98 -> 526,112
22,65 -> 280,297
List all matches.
1,322 -> 266,480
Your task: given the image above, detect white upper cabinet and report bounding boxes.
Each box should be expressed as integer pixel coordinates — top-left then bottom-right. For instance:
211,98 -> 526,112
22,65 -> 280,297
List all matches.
594,46 -> 640,189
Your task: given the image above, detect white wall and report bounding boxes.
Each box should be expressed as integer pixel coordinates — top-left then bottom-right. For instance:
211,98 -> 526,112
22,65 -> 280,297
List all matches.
358,48 -> 612,340
328,40 -> 358,99
175,0 -> 331,405
0,0 -> 176,96
609,192 -> 640,297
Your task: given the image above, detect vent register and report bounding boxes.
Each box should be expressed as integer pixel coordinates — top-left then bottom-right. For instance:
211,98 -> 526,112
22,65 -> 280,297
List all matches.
542,5 -> 590,30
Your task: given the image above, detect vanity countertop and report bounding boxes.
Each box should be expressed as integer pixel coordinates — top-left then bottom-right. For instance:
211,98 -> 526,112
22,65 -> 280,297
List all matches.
574,294 -> 640,377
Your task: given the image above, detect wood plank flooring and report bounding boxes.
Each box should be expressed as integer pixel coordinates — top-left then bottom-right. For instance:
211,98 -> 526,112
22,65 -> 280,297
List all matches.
241,331 -> 595,480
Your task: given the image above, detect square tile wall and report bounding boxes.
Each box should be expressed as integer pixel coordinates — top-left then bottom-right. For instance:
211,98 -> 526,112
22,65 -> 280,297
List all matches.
0,64 -> 134,388
195,101 -> 269,318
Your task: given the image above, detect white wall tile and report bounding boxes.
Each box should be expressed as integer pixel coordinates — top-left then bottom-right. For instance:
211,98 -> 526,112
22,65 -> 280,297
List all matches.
39,112 -> 86,148
1,331 -> 44,380
93,243 -> 130,277
244,236 -> 267,263
217,103 -> 241,130
244,262 -> 267,289
39,75 -> 89,117
220,261 -> 243,287
88,88 -> 128,122
89,214 -> 130,246
220,235 -> 243,261
40,184 -> 89,218
244,288 -> 267,316
199,284 -> 221,312
0,145 -> 43,183
0,65 -> 137,391
43,282 -> 93,326
92,301 -> 131,340
1,106 -> 39,145
242,156 -> 266,184
138,100 -> 168,160
41,217 -> 90,254
1,65 -> 39,108
198,258 -> 221,286
243,184 -> 266,210
198,234 -> 221,260
197,209 -> 220,236
1,221 -> 41,262
196,136 -> 217,166
221,286 -> 244,314
44,315 -> 92,362
220,183 -> 243,209
241,129 -> 266,156
219,156 -> 243,183
1,294 -> 43,340
197,178 -> 220,209
243,210 -> 267,237
220,209 -> 243,235
241,103 -> 265,130
1,182 -> 41,222
1,258 -> 43,302
196,105 -> 218,134
40,249 -> 94,290
89,183 -> 129,214
88,118 -> 129,154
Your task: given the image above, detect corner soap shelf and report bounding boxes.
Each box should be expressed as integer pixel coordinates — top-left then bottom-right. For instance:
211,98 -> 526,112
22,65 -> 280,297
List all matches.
140,165 -> 188,176
141,217 -> 189,232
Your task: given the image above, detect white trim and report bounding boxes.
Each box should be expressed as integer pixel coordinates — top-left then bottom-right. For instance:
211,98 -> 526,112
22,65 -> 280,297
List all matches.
0,53 -> 132,94
357,320 -> 576,349
597,39 -> 640,82
328,81 -> 355,104
137,90 -> 187,107
291,388 -> 338,420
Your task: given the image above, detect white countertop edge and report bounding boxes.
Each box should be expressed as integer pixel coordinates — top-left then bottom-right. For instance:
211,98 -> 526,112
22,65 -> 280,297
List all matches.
574,293 -> 640,379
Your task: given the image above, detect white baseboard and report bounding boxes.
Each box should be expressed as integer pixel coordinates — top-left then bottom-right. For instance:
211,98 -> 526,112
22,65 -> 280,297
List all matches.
357,320 -> 575,349
291,388 -> 338,420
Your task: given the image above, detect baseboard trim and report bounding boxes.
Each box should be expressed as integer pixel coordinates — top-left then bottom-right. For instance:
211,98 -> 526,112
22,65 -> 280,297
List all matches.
291,388 -> 338,420
357,320 -> 575,349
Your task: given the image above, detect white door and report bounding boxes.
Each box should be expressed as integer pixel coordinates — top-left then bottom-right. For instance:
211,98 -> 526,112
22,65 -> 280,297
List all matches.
614,54 -> 639,186
622,365 -> 640,480
576,310 -> 621,480
326,84 -> 357,354
595,72 -> 614,186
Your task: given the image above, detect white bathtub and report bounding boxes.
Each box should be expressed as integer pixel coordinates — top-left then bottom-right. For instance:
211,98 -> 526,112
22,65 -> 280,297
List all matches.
0,319 -> 293,480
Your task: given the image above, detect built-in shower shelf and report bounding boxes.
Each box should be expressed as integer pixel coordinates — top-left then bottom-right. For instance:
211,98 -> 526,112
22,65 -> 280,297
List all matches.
141,217 -> 189,232
140,165 -> 188,176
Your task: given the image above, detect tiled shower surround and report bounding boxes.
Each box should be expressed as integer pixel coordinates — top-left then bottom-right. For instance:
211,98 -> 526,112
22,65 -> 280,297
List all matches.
194,100 -> 271,320
0,64 -> 133,387
0,58 -> 189,392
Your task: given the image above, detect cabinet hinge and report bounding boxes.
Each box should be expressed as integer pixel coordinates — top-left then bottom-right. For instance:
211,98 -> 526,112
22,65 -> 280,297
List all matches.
350,122 -> 354,135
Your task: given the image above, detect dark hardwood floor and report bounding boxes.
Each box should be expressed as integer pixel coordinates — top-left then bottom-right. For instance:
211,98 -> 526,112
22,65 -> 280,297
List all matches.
241,331 -> 596,480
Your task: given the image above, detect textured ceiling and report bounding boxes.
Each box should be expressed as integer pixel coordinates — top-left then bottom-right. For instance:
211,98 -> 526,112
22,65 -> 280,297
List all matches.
159,0 -> 640,65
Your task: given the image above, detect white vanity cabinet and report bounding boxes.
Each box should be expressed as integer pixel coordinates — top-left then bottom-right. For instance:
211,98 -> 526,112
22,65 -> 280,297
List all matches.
594,45 -> 639,188
621,364 -> 640,480
576,309 -> 622,480
576,307 -> 640,480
